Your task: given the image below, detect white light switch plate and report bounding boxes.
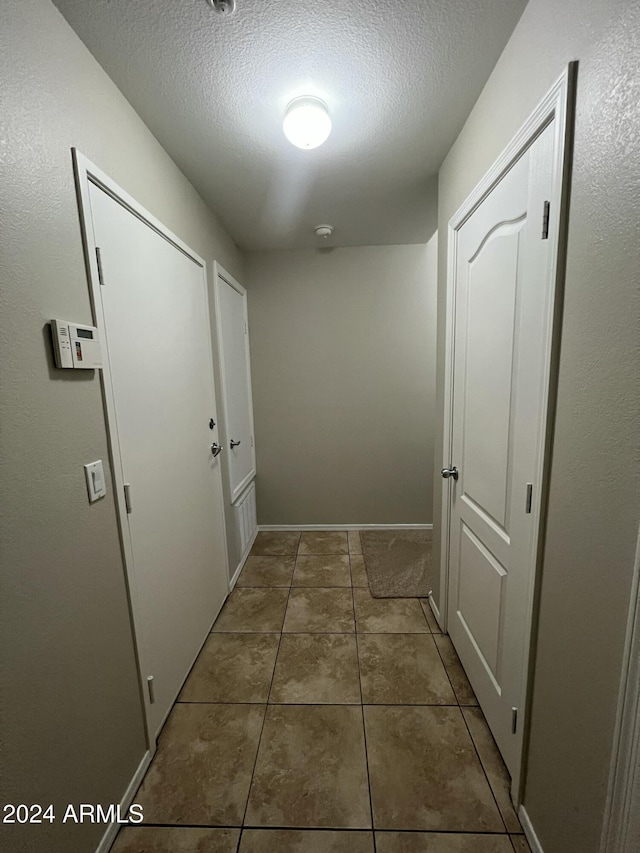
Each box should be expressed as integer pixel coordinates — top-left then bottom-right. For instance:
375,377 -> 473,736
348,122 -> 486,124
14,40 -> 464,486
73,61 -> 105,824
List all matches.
84,460 -> 107,503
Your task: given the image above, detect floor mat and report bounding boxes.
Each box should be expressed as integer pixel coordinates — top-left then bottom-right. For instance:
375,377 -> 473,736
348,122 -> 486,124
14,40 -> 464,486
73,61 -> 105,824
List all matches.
361,529 -> 432,598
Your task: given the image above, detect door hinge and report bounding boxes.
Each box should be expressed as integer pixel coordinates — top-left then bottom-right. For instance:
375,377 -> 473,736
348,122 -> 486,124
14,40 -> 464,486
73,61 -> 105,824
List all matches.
525,483 -> 533,514
244,321 -> 248,335
542,201 -> 550,240
512,707 -> 518,734
123,483 -> 132,514
147,675 -> 155,704
250,435 -> 254,447
95,247 -> 106,285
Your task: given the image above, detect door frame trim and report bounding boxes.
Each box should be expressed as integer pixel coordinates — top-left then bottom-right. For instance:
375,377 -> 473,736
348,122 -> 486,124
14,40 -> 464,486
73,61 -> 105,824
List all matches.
438,64 -> 576,801
213,262 -> 258,504
72,149 -> 229,748
600,524 -> 640,853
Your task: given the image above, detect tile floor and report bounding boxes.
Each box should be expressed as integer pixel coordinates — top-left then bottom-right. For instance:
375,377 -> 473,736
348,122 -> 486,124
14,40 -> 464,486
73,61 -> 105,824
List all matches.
112,530 -> 530,853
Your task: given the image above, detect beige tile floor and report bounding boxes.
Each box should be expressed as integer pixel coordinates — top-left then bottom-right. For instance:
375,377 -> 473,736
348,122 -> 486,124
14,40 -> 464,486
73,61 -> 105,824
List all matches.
112,530 -> 531,853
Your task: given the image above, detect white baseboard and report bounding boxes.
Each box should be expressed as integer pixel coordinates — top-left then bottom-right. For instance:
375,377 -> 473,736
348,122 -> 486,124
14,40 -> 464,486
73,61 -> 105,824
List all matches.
519,805 -> 544,853
229,560 -> 243,591
247,525 -> 259,554
95,750 -> 152,853
258,524 -> 433,531
428,594 -> 444,631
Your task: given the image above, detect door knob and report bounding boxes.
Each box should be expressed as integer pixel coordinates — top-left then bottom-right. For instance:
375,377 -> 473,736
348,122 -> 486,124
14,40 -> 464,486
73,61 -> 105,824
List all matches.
441,466 -> 459,481
211,442 -> 223,458
230,439 -> 241,449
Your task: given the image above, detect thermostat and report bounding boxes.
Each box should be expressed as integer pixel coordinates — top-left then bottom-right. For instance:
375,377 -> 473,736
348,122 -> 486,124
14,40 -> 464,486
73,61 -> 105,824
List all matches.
51,319 -> 102,369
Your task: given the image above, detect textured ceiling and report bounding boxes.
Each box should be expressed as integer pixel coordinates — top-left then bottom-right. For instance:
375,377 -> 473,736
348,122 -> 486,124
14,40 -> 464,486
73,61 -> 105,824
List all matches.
53,0 -> 527,250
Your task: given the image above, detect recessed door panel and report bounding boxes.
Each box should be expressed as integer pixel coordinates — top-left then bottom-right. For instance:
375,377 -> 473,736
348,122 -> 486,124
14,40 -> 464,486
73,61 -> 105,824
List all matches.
463,222 -> 523,532
458,523 -> 506,682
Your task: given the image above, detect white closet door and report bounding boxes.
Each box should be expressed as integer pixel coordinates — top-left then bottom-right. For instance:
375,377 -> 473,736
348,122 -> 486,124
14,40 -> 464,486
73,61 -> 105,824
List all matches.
446,122 -> 556,778
216,270 -> 256,502
89,183 -> 229,737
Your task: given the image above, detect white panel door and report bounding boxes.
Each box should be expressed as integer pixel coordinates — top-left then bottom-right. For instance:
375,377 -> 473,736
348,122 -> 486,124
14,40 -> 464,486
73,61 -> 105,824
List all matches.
216,271 -> 256,502
447,122 -> 556,777
89,183 -> 229,738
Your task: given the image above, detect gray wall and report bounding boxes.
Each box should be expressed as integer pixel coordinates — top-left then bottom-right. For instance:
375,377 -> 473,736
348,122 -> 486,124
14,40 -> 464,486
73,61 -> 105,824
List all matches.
245,238 -> 437,526
432,0 -> 640,850
0,2 -> 243,851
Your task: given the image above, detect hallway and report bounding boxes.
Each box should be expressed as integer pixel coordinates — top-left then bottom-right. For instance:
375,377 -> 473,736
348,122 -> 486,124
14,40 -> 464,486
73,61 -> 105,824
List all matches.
112,530 -> 530,852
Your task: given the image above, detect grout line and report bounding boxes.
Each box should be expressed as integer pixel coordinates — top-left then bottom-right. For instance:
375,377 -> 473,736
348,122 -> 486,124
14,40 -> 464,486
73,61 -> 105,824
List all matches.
239,578 -> 293,828
211,629 -> 440,635
292,549 -> 301,588
348,531 -> 363,558
431,632 -> 463,706
134,822 -> 513,836
210,630 -> 284,634
243,552 -> 298,559
427,622 -> 509,832
175,699 -> 480,708
459,706 -> 509,834
235,585 -> 372,590
295,553 -> 351,561
418,598 -> 434,632
172,629 -> 217,706
207,624 -> 448,632
351,570 -> 376,846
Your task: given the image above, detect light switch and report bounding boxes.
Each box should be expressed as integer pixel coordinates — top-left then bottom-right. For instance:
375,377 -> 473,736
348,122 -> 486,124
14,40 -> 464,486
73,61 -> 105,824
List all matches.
84,460 -> 107,503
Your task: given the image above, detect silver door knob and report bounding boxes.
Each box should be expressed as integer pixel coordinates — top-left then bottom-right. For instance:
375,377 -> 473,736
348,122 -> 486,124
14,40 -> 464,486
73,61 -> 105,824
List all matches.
441,466 -> 459,481
211,442 -> 223,458
230,439 -> 241,449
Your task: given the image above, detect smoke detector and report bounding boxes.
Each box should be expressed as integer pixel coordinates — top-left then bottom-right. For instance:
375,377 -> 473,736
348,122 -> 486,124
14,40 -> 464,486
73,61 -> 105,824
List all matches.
314,224 -> 334,239
206,0 -> 236,15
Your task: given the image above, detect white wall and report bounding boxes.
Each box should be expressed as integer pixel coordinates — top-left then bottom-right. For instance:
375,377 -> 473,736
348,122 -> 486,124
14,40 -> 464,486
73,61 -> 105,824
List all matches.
245,238 -> 438,525
432,1 -> 640,850
0,2 -> 243,851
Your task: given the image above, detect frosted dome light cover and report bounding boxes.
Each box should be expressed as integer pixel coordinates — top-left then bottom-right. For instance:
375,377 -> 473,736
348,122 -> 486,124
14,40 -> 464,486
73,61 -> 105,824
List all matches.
283,97 -> 331,150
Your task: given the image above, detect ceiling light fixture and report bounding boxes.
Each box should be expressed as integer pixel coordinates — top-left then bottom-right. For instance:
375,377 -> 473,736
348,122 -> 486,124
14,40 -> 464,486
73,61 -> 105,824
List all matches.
283,97 -> 331,150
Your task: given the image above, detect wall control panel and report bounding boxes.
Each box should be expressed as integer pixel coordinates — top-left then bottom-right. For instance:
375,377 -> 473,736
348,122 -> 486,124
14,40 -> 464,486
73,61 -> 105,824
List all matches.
51,319 -> 102,369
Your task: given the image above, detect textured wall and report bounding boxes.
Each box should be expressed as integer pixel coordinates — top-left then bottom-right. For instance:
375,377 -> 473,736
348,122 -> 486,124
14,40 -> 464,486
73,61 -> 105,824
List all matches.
0,2 -> 243,851
244,239 -> 437,526
432,1 -> 640,850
